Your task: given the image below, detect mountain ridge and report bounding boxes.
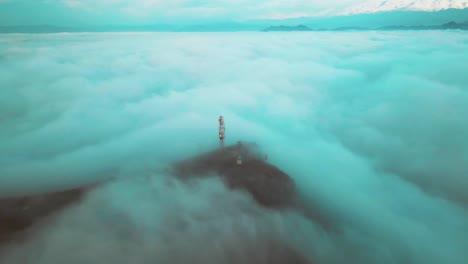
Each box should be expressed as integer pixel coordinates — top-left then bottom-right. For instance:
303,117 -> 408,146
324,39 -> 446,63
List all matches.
1,8 -> 468,33
263,21 -> 468,31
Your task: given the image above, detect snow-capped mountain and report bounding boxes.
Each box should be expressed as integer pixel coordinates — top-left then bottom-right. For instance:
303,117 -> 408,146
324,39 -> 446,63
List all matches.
342,0 -> 468,15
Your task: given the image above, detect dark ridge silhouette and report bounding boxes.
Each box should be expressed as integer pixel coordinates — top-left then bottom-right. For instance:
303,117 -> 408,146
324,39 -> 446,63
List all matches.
263,21 -> 468,31
0,185 -> 96,245
173,142 -> 336,232
263,25 -> 311,32
378,21 -> 468,30
173,142 -> 296,209
0,143 -> 316,263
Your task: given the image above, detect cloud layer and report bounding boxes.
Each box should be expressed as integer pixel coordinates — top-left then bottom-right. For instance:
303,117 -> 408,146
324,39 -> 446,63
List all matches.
0,31 -> 468,263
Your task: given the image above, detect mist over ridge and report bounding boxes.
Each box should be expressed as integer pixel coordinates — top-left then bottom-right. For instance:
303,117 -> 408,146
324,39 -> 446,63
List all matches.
0,31 -> 467,263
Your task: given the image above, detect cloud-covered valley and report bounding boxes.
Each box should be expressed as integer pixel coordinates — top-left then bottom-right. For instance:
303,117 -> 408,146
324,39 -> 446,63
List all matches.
0,31 -> 467,264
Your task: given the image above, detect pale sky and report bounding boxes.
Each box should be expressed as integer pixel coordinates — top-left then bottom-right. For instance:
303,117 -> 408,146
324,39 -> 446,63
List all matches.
0,0 -> 363,26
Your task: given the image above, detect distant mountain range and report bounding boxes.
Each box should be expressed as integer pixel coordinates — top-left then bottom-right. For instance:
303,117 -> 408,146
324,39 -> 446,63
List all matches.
263,21 -> 468,31
1,8 -> 468,33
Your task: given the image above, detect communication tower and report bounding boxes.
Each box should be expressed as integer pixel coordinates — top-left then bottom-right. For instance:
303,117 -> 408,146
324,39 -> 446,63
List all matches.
219,116 -> 225,150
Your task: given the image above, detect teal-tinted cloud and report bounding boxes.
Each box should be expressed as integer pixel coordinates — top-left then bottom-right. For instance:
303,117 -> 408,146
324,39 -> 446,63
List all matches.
0,31 -> 468,264
0,0 -> 361,26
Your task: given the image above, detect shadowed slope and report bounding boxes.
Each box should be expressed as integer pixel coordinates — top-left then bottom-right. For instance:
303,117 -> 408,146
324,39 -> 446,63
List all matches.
172,142 -> 336,232
173,142 -> 296,208
0,185 -> 95,245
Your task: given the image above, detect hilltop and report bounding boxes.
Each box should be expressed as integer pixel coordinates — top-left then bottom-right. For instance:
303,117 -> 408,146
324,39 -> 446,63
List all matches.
173,142 -> 297,209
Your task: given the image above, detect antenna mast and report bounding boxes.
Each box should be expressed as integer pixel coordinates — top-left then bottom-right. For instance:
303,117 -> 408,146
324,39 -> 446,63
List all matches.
219,115 -> 225,150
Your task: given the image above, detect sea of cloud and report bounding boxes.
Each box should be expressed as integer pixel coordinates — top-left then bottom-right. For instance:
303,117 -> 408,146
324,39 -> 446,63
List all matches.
0,31 -> 467,263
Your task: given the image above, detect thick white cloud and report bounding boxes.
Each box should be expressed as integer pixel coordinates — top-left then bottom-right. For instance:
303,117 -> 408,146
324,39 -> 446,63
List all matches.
0,31 -> 468,263
343,0 -> 468,14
